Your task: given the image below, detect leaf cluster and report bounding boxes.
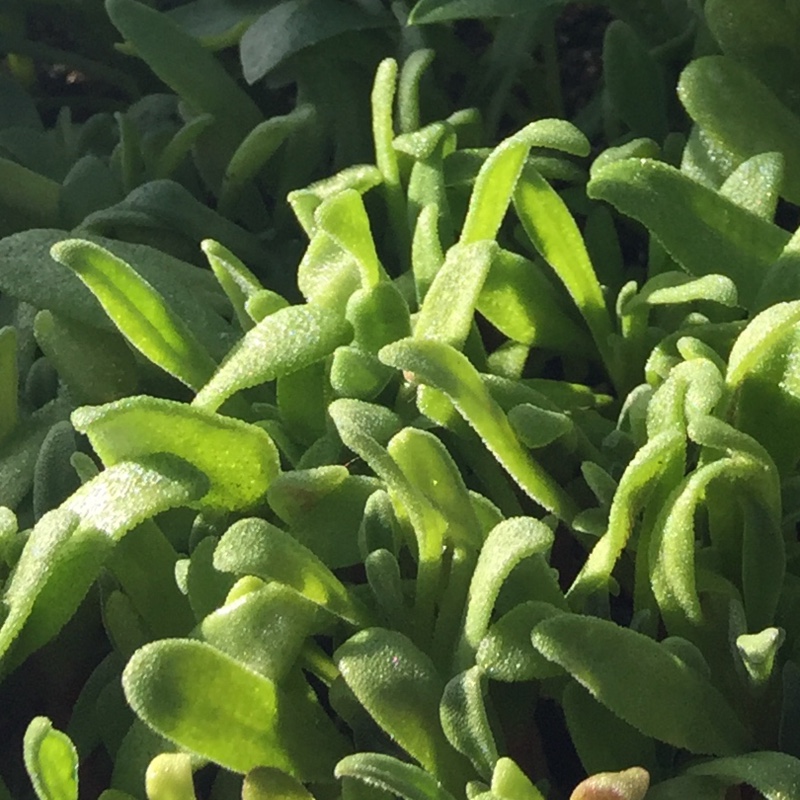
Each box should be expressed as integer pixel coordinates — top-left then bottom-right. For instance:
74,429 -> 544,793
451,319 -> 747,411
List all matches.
2,2 -> 800,800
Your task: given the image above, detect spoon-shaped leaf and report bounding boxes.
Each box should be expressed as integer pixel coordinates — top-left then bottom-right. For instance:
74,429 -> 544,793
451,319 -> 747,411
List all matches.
123,639 -> 349,779
1,454 -> 206,673
380,337 -> 577,522
335,753 -> 458,800
23,718 -> 78,800
678,56 -> 800,204
335,628 -> 467,788
686,751 -> 800,799
214,517 -> 372,627
531,615 -> 752,755
193,304 -> 352,412
588,159 -> 789,309
73,396 -> 280,511
51,239 -> 217,390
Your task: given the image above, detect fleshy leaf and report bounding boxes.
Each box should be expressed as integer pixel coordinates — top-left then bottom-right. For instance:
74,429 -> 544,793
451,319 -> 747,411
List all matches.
193,304 -> 352,412
457,517 -> 554,667
678,56 -> 800,204
588,159 -> 789,308
200,582 -> 321,682
686,751 -> 800,799
51,239 -> 217,390
73,396 -> 280,511
460,120 -> 588,246
490,758 -> 546,800
242,767 -> 316,800
513,163 -> 616,387
335,628 -> 467,786
335,753 -> 458,800
123,638 -> 349,779
726,300 -> 800,473
0,454 -> 206,672
476,601 -> 566,681
415,241 -> 497,350
380,338 -> 576,521
23,718 -> 78,800
240,0 -> 388,84
531,615 -> 752,755
409,0 -> 553,24
214,517 -> 372,626
145,753 -> 196,800
440,667 -> 498,778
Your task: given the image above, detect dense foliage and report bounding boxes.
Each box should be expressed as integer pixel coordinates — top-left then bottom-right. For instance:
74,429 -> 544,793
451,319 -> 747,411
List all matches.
2,1 -> 800,799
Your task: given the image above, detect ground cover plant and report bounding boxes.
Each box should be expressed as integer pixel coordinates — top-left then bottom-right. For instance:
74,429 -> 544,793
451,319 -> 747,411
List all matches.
2,0 -> 800,798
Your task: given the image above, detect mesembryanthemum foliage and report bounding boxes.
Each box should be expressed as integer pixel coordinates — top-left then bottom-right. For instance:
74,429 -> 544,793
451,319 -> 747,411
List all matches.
5,1 -> 800,798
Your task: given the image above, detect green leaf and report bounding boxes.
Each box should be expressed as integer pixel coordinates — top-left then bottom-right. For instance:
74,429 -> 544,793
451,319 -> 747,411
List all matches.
460,120 -> 588,246
200,582 -> 321,682
242,767 -> 315,800
289,165 -> 383,238
508,404 -> 572,449
409,0 -> 558,25
678,56 -> 800,204
23,718 -> 78,800
106,0 -> 261,187
719,152 -> 784,220
73,396 -> 279,511
109,519 -> 195,639
440,667 -> 498,778
0,156 -> 60,228
380,338 -> 577,522
476,601 -> 565,681
78,180 -> 270,279
0,230 -> 229,355
214,517 -> 372,626
335,753 -> 458,800
240,0 -> 388,83
489,759 -> 545,800
457,517 -> 554,666
477,249 -> 592,353
316,190 -> 384,290
562,682 -> 657,777
335,628 -> 466,786
530,615 -> 753,755
588,158 -> 789,309
328,399 -> 446,636
51,239 -> 217,391
513,164 -> 616,387
0,326 -> 18,443
621,273 -> 738,315
0,454 -> 207,672
33,311 -> 139,406
202,239 -> 266,332
388,428 -> 483,551
736,628 -> 785,687
193,304 -> 352,412
0,399 -> 71,510
643,775 -> 727,800
415,241 -> 497,350
603,20 -> 667,140
726,300 -> 800,473
123,638 -> 349,779
268,467 -> 378,568
704,0 -> 800,115
346,282 -> 411,354
219,104 -> 315,217
688,751 -> 800,799
32,420 -> 80,522
145,753 -> 196,800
